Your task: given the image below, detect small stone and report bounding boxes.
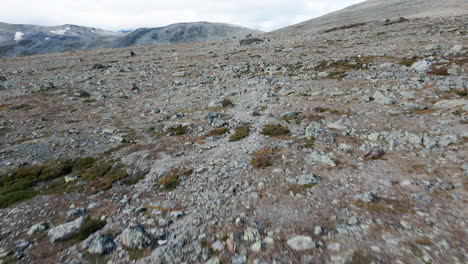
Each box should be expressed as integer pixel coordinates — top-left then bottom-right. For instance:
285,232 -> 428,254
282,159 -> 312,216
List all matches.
67,207 -> 86,217
0,76 -> 6,82
286,235 -> 316,251
27,222 -> 49,235
212,240 -> 224,251
327,242 -> 341,251
64,176 -> 79,183
348,216 -> 360,226
306,151 -> 336,167
242,227 -> 261,242
364,149 -> 385,160
359,192 -> 377,203
314,226 -> 323,236
411,60 -> 431,72
251,241 -> 263,252
172,71 -> 190,77
92,64 -> 107,70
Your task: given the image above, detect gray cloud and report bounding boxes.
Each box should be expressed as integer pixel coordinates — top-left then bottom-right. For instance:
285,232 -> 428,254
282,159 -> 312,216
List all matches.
1,0 -> 365,31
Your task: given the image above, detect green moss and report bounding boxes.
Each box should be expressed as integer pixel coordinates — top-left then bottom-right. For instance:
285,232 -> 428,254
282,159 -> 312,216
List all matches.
0,157 -> 128,208
229,126 -> 250,141
0,159 -> 74,208
82,161 -> 114,181
261,124 -> 290,136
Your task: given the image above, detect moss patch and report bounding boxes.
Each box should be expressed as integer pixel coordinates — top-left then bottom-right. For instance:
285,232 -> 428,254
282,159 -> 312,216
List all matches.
157,168 -> 193,191
251,148 -> 279,169
166,125 -> 189,136
229,126 -> 250,141
0,157 -> 135,208
399,57 -> 419,67
261,124 -> 290,136
207,127 -> 230,137
287,184 -> 316,194
0,159 -> 74,208
355,197 -> 413,215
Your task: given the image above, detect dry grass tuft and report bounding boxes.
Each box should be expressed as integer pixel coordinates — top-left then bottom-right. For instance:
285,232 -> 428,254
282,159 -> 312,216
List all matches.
261,124 -> 290,136
229,126 -> 250,141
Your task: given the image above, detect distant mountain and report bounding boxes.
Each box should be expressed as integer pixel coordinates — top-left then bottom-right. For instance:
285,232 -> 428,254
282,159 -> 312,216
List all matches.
0,22 -> 262,58
0,23 -> 124,57
111,22 -> 262,48
278,0 -> 468,33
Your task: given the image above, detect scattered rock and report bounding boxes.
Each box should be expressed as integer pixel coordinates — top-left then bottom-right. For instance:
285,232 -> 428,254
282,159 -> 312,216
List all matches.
240,38 -> 264,45
27,222 -> 49,235
286,236 -> 317,251
364,148 -> 385,160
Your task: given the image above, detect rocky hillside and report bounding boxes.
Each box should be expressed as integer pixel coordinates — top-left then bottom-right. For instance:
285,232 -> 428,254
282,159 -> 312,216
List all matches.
0,22 -> 261,58
0,1 -> 467,264
280,0 -> 468,33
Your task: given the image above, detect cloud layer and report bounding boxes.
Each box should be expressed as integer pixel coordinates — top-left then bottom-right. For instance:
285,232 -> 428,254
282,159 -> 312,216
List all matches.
1,0 -> 365,32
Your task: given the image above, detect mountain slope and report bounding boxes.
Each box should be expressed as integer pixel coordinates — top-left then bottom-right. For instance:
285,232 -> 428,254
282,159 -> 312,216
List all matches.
111,22 -> 262,48
278,0 -> 468,33
0,22 -> 262,57
0,23 -> 124,57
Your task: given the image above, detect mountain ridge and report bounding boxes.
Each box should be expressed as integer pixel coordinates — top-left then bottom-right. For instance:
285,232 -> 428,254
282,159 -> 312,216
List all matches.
0,21 -> 262,57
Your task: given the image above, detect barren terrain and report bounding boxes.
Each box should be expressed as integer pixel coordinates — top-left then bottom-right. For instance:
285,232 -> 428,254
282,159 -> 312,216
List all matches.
0,11 -> 467,264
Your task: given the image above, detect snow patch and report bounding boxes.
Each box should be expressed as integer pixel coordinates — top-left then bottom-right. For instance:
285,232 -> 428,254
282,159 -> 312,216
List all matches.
14,32 -> 24,41
50,29 -> 68,35
45,37 -> 50,41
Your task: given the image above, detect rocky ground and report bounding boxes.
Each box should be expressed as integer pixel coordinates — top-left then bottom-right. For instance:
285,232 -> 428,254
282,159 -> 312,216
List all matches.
0,15 -> 467,264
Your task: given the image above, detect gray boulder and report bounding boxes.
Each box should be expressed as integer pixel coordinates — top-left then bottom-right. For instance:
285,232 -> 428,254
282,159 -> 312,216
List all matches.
48,216 -> 86,242
81,233 -> 115,255
286,236 -> 317,251
119,223 -> 152,249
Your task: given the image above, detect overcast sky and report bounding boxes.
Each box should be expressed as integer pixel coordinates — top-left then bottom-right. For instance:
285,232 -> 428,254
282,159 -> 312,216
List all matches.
1,0 -> 366,32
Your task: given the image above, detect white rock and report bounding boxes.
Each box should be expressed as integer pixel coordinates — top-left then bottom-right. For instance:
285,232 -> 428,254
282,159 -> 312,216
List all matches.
411,60 -> 431,72
286,236 -> 316,251
48,216 -> 86,242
